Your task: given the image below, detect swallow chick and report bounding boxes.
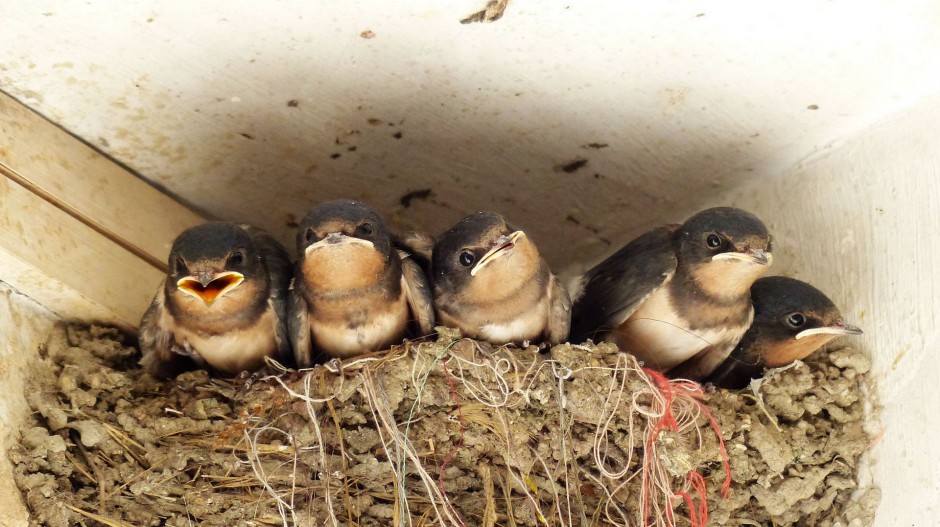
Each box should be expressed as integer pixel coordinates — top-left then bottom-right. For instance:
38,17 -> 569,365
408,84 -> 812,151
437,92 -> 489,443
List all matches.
139,222 -> 293,378
430,211 -> 571,345
569,207 -> 772,380
289,200 -> 435,365
704,276 -> 863,389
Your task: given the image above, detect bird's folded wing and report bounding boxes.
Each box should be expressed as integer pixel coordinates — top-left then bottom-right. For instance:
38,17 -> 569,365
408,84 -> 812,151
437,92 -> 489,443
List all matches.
400,253 -> 436,336
546,274 -> 572,344
287,283 -> 313,367
569,225 -> 678,342
244,224 -> 296,365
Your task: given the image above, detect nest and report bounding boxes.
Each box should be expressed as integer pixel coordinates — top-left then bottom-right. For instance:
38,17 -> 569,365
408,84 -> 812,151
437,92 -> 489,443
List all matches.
11,325 -> 880,527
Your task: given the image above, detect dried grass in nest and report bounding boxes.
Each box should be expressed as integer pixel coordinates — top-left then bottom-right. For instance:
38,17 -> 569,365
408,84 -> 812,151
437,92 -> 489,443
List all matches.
11,325 -> 880,527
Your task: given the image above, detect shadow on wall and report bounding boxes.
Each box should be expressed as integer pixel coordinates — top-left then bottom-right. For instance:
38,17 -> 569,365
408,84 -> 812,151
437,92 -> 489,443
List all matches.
144,60 -> 785,272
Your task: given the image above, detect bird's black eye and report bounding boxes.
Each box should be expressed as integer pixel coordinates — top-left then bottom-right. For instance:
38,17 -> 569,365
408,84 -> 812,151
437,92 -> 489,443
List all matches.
356,222 -> 374,237
174,257 -> 186,274
705,233 -> 723,249
304,228 -> 316,243
459,251 -> 476,267
228,250 -> 245,266
786,312 -> 806,328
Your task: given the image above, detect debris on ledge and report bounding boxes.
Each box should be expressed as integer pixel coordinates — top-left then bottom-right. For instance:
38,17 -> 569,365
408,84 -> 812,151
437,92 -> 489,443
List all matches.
11,325 -> 880,526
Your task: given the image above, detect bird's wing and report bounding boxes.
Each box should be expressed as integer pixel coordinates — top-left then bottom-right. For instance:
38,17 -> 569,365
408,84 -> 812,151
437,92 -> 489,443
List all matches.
138,288 -> 191,378
545,274 -> 572,344
287,279 -> 314,368
667,345 -> 732,382
246,225 -> 296,366
701,329 -> 763,389
400,250 -> 436,336
394,230 -> 435,274
670,306 -> 755,382
569,225 -> 678,343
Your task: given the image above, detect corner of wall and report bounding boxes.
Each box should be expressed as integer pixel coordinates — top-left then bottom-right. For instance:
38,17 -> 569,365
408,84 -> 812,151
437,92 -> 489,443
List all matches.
0,281 -> 62,526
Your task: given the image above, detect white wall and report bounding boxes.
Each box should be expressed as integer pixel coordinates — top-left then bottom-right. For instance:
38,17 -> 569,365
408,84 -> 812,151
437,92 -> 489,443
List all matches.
0,283 -> 60,527
2,0 -> 940,268
727,95 -> 940,525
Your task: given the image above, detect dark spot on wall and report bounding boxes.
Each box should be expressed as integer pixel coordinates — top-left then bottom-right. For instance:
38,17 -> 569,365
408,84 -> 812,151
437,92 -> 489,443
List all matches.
392,131 -> 403,139
287,100 -> 300,108
460,0 -> 509,24
556,158 -> 589,173
400,189 -> 432,208
285,213 -> 300,229
367,118 -> 383,125
241,133 -> 254,140
330,153 -> 341,160
583,142 -> 608,149
807,104 -> 819,110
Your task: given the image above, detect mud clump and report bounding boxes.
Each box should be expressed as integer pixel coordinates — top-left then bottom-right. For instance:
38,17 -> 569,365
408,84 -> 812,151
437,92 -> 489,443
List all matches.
11,325 -> 879,526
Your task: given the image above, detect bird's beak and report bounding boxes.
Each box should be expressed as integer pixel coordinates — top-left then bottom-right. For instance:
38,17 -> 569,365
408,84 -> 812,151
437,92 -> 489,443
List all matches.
176,271 -> 245,306
713,248 -> 772,266
305,232 -> 374,254
796,321 -> 864,340
471,230 -> 525,277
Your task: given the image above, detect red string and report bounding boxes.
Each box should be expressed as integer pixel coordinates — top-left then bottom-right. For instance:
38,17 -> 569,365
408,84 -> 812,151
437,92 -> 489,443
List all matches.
699,399 -> 732,499
676,472 -> 709,527
640,369 -> 732,527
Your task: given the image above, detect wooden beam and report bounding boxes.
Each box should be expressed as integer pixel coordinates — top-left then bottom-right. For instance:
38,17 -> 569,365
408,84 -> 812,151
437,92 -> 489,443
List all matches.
0,92 -> 205,329
0,92 -> 205,269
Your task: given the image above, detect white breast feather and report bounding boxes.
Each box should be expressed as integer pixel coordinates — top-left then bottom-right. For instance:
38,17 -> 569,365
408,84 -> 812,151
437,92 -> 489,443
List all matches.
312,292 -> 409,358
181,310 -> 278,374
479,296 -> 549,343
620,287 -> 743,371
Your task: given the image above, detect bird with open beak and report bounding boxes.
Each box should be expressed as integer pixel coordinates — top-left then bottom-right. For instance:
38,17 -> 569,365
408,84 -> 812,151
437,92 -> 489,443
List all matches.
430,211 -> 571,345
288,200 -> 435,365
569,207 -> 772,380
704,276 -> 863,389
139,222 -> 293,378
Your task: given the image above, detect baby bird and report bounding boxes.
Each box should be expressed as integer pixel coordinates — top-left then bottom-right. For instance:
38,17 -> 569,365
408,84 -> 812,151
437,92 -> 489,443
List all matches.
430,211 -> 570,345
570,207 -> 772,380
288,200 -> 434,365
139,222 -> 293,378
705,276 -> 863,389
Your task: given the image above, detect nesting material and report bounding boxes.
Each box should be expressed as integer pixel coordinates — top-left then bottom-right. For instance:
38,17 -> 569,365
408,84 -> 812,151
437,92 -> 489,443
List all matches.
11,325 -> 879,527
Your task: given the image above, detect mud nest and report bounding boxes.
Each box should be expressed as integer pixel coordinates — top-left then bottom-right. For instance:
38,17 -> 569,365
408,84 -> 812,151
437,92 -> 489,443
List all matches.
11,325 -> 880,527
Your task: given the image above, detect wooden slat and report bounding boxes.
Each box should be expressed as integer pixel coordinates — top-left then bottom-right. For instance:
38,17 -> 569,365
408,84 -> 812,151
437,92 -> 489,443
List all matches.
0,91 -> 204,271
0,92 -> 205,328
0,176 -> 162,329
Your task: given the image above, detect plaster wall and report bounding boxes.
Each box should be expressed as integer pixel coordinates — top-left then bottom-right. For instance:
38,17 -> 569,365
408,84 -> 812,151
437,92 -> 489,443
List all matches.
0,282 -> 60,527
725,96 -> 940,525
2,0 -> 940,266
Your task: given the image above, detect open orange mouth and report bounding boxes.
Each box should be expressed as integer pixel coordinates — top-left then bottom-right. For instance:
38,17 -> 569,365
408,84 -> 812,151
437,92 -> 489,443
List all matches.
176,271 -> 245,305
